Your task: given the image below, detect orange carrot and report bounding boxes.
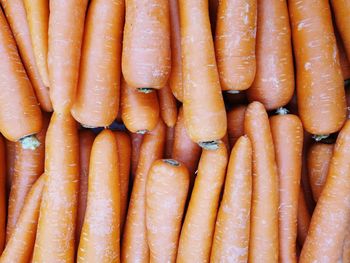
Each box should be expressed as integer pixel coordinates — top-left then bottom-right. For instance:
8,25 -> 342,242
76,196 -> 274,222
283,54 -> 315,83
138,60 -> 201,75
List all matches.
289,0 -> 346,135
0,136 -> 5,253
165,126 -> 175,159
32,112 -> 79,262
48,0 -> 88,113
121,120 -> 166,262
270,111 -> 303,263
158,84 -> 178,128
210,136 -> 252,262
177,143 -> 228,262
5,140 -> 16,194
179,0 -> 227,148
130,132 -> 144,181
227,105 -> 247,149
71,0 -> 124,127
215,0 -> 257,91
0,0 -> 52,112
300,120 -> 350,262
297,186 -> 311,248
244,101 -> 279,262
0,174 -> 45,263
336,30 -> 350,80
146,159 -> 189,262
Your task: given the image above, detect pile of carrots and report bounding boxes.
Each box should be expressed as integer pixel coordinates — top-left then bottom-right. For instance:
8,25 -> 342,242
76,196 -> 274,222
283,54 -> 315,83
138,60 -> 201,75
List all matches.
1,0 -> 350,262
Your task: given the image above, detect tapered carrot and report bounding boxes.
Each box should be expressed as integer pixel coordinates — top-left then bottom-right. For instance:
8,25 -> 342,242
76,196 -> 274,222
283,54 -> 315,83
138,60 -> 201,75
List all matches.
48,0 -> 88,113
300,120 -> 350,262
158,84 -> 178,128
244,101 -> 279,262
71,0 -> 124,127
146,159 -> 189,263
0,7 -> 42,143
215,0 -> 257,91
121,79 -> 160,134
6,114 -> 49,241
307,143 -> 334,202
169,0 -> 183,101
122,120 -> 166,262
297,186 -> 311,247
0,136 -> 5,253
114,131 -> 131,233
289,0 -> 346,135
77,130 -> 120,262
0,0 -> 52,112
227,105 -> 247,149
5,141 -> 16,194
76,130 -> 95,244
247,0 -> 294,110
179,0 -> 227,148
32,112 -> 79,262
210,136 -> 252,262
0,174 -> 45,263
177,143 -> 228,262
165,126 -> 175,159
130,132 -> 144,181
270,111 -> 303,263
122,0 -> 171,91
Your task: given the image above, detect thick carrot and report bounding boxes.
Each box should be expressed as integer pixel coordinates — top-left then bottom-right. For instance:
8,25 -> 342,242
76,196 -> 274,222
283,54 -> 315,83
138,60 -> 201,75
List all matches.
247,0 -> 294,110
71,0 -> 124,127
0,174 -> 45,263
32,112 -> 79,262
0,136 -> 5,253
77,130 -> 120,262
169,0 -> 183,101
76,130 -> 95,245
215,0 -> 257,91
158,84 -> 178,128
165,126 -> 175,159
227,105 -> 247,149
5,140 -> 16,194
300,120 -> 350,262
121,78 -> 160,134
6,114 -> 49,241
244,101 -> 279,262
146,159 -> 189,262
130,132 -> 143,181
210,136 -> 252,262
179,0 -> 227,148
307,143 -> 334,202
121,120 -> 166,262
297,186 -> 311,248
48,0 -> 88,113
289,0 -> 346,135
270,112 -> 303,263
0,0 -> 52,112
177,143 -> 228,262
0,7 -> 42,143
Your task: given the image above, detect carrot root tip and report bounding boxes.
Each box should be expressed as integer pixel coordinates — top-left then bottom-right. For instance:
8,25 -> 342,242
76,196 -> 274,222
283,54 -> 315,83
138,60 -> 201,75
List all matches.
312,134 -> 330,142
225,90 -> 240,94
19,135 -> 41,150
345,79 -> 350,88
276,107 -> 289,115
198,140 -> 220,150
137,88 -> 154,94
163,159 -> 180,166
136,129 -> 148,134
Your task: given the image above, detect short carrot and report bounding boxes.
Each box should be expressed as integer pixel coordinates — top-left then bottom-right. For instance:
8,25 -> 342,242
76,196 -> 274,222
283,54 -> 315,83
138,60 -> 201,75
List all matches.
121,120 -> 166,262
210,136 -> 252,262
177,143 -> 228,262
146,159 -> 189,263
130,132 -> 144,181
5,140 -> 16,194
227,105 -> 247,149
0,136 -> 5,253
244,101 -> 279,262
297,186 -> 311,248
158,84 -> 178,128
71,0 -> 124,127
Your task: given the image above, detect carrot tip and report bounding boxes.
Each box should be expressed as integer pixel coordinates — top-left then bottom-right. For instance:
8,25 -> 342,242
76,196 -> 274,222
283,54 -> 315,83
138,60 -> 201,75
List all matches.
163,159 -> 180,166
137,88 -> 154,94
345,79 -> 350,88
276,107 -> 289,115
225,90 -> 240,94
19,135 -> 41,150
198,140 -> 220,150
136,129 -> 148,134
312,134 -> 330,142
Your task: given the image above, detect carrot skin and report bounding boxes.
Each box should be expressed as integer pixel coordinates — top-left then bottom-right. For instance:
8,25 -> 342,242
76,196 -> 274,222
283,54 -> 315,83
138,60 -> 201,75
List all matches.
130,132 -> 144,182
158,84 -> 178,128
227,105 -> 247,149
297,186 -> 311,248
5,141 -> 16,194
164,126 -> 175,159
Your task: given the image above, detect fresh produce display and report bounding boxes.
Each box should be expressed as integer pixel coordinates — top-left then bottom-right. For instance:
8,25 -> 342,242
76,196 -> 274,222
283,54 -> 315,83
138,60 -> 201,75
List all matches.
2,0 -> 350,262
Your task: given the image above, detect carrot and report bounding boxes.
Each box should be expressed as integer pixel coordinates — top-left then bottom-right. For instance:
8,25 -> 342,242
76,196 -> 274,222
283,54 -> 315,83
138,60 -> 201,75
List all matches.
0,136 -> 5,253
227,105 -> 247,149
32,112 -> 79,262
169,0 -> 183,101
179,0 -> 227,149
0,7 -> 42,144
158,84 -> 178,128
300,120 -> 350,262
244,101 -> 279,262
6,114 -> 49,241
270,111 -> 303,263
177,143 -> 228,262
0,0 -> 52,112
297,186 -> 311,248
114,131 -> 131,233
165,126 -> 175,159
215,0 -> 257,91
247,0 -> 294,110
210,136 -> 252,262
71,0 -> 124,127
289,0 -> 346,135
307,142 -> 334,202
48,0 -> 88,113
146,159 -> 189,262
0,174 -> 45,263
76,130 -> 95,245
77,130 -> 120,262
343,227 -> 350,263
336,30 -> 350,80
347,88 -> 350,119
5,140 -> 16,194
121,120 -> 166,262
121,78 -> 160,134
130,132 -> 144,181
